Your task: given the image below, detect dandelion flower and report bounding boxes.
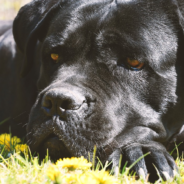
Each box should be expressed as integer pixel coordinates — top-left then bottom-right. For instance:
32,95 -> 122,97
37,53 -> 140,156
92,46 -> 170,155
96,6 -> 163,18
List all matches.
56,157 -> 92,171
47,165 -> 61,181
63,172 -> 98,184
0,134 -> 21,151
64,173 -> 82,184
88,170 -> 120,184
64,170 -> 119,184
15,144 -> 29,154
76,173 -> 99,184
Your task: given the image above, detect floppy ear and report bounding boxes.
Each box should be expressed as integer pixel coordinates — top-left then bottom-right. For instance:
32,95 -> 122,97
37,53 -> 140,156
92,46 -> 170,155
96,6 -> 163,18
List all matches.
175,0 -> 184,29
13,0 -> 61,77
172,0 -> 184,98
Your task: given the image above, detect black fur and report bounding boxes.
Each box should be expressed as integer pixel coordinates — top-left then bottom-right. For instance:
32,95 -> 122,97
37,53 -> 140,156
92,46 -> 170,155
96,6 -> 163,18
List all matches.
0,0 -> 184,181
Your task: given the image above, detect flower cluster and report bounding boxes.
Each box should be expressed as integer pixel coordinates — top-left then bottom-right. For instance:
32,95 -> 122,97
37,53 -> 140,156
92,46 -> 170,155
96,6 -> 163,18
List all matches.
0,134 -> 120,184
15,144 -> 29,154
0,134 -> 21,151
47,157 -> 120,184
0,134 -> 28,154
64,170 -> 120,184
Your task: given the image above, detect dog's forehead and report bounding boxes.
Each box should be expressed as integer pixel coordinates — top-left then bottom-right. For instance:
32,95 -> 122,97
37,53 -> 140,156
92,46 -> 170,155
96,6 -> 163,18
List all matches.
45,0 -> 177,58
49,0 -> 170,38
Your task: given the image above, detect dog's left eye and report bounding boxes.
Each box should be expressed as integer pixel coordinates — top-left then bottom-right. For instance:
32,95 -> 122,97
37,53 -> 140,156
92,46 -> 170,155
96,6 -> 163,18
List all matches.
51,53 -> 59,63
125,58 -> 144,71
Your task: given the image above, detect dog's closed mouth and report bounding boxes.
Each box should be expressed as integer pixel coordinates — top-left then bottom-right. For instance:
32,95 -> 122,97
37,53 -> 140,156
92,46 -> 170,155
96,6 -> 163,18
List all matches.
38,134 -> 71,161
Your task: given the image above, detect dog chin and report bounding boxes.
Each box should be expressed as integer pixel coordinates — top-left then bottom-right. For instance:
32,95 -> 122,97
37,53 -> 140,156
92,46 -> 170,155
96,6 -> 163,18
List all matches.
27,116 -> 113,161
38,134 -> 71,161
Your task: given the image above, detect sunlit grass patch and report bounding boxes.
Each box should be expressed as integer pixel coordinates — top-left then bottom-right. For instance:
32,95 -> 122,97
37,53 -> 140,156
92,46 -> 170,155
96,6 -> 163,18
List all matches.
47,157 -> 121,184
0,133 -> 184,184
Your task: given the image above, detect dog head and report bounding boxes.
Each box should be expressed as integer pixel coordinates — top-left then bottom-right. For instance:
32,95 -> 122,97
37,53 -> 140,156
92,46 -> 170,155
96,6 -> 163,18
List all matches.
13,0 -> 184,163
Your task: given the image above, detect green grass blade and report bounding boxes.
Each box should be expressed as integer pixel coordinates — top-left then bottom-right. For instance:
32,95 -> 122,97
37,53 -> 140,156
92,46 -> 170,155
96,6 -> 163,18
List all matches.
0,118 -> 10,126
128,152 -> 150,171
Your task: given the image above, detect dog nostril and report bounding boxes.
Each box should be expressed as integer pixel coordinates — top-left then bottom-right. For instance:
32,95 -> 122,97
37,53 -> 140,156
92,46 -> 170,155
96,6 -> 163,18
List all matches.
61,100 -> 70,110
42,89 -> 87,116
42,98 -> 52,109
60,99 -> 81,110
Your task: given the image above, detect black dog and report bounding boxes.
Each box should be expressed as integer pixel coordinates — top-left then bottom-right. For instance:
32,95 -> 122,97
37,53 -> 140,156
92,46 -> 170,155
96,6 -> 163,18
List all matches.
1,0 -> 184,181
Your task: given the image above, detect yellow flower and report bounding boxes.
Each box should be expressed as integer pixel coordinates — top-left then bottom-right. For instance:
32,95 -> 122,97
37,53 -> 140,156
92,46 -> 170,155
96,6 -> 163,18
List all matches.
48,158 -> 119,184
0,134 -> 21,151
15,144 -> 29,154
64,170 -> 120,184
56,157 -> 92,171
64,173 -> 81,184
64,173 -> 97,184
76,173 -> 99,184
47,165 -> 61,181
88,170 -> 120,184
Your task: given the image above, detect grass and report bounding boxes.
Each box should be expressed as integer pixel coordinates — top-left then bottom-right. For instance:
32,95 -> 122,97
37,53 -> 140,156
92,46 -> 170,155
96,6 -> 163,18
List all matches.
0,134 -> 184,184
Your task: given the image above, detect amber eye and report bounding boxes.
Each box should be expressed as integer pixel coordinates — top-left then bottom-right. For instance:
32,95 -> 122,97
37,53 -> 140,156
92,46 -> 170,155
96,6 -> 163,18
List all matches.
126,58 -> 144,71
51,53 -> 59,63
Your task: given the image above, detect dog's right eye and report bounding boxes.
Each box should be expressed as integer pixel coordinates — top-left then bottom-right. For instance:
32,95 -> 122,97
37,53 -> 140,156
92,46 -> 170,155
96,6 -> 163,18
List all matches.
118,58 -> 145,71
126,58 -> 144,71
51,53 -> 59,63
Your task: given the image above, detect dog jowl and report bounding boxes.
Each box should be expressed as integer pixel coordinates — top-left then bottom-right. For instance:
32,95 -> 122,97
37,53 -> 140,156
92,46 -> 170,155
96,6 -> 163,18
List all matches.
1,0 -> 184,181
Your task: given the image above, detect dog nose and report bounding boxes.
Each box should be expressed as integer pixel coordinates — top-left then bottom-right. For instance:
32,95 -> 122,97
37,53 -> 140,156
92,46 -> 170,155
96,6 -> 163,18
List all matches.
42,89 -> 85,116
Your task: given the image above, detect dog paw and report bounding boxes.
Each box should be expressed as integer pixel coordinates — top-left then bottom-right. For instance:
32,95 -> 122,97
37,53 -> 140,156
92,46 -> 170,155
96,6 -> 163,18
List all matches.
109,146 -> 177,181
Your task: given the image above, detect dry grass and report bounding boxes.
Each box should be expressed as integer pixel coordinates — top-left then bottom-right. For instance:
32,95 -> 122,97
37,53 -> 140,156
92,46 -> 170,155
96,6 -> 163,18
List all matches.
0,0 -> 30,20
